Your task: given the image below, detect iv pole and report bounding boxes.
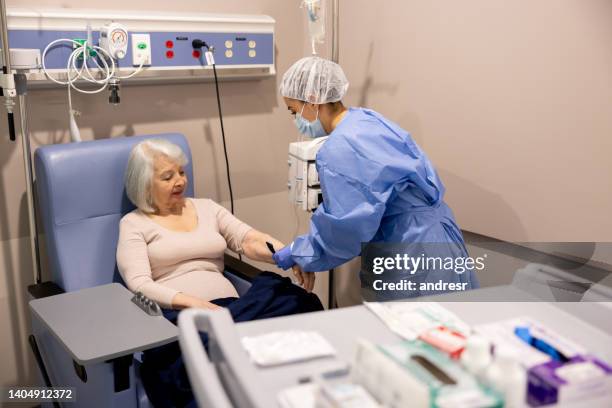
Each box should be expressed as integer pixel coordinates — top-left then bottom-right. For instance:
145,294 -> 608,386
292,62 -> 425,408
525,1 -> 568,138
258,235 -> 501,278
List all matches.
327,0 -> 339,309
0,0 -> 41,284
331,0 -> 339,63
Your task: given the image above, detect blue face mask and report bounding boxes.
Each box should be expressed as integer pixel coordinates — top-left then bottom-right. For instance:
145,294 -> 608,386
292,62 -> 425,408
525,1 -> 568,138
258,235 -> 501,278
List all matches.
295,104 -> 327,138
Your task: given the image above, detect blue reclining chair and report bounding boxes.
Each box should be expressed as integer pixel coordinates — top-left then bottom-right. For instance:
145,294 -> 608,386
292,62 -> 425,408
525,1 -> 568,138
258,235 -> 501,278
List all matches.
28,133 -> 257,408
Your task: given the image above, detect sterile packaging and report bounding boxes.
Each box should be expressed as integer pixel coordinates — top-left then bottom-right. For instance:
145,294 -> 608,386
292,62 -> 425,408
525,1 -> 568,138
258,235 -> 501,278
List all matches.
364,301 -> 471,341
474,317 -> 585,369
352,339 -> 503,408
419,325 -> 467,359
483,346 -> 527,408
527,355 -> 612,407
241,330 -> 336,366
316,382 -> 381,408
277,382 -> 381,408
278,383 -> 318,408
460,335 -> 492,378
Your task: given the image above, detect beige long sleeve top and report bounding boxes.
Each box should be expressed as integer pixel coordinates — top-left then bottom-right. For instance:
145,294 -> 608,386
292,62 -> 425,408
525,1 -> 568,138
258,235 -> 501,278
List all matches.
116,198 -> 253,308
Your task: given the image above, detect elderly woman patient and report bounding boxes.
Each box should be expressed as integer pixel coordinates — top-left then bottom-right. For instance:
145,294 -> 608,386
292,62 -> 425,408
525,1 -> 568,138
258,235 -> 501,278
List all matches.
117,138 -> 322,407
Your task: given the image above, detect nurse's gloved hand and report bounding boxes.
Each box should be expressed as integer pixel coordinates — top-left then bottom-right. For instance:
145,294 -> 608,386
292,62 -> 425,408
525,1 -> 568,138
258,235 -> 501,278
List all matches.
272,245 -> 295,270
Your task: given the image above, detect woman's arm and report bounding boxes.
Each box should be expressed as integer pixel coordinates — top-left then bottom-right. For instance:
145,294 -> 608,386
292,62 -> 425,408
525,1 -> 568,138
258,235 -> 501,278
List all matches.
117,217 -> 181,308
210,200 -> 285,262
240,229 -> 284,263
242,230 -> 316,292
210,200 -> 316,291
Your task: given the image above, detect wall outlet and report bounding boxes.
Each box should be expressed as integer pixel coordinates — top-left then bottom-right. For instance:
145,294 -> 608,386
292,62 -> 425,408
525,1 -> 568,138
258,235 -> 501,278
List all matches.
131,33 -> 151,66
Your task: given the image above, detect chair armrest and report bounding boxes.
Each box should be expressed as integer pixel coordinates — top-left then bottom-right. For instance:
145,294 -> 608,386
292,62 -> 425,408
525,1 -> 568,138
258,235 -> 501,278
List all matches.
223,253 -> 263,281
28,281 -> 65,299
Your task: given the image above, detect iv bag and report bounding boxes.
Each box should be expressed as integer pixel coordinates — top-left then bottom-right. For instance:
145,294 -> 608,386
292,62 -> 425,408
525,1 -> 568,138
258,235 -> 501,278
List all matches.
302,0 -> 326,54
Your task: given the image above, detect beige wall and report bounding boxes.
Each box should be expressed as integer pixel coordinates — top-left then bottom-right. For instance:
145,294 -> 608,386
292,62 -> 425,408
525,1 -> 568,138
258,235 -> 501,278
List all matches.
2,0 -> 612,390
0,0 -> 323,389
339,0 -> 612,242
2,0 -> 312,241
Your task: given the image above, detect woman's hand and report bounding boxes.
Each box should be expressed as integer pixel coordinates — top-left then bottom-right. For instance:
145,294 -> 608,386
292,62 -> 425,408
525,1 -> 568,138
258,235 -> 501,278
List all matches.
192,299 -> 221,310
172,292 -> 220,310
292,265 -> 315,292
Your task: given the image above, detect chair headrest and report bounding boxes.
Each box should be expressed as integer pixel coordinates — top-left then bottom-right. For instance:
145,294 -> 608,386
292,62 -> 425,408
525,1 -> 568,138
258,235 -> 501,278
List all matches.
34,133 -> 194,291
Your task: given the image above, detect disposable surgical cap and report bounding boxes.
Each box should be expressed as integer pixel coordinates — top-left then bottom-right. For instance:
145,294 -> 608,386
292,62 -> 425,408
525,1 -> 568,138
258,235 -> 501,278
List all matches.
280,56 -> 349,104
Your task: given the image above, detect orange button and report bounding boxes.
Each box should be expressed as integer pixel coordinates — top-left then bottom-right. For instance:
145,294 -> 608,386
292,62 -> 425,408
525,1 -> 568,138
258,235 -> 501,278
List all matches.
166,50 -> 174,58
166,40 -> 174,48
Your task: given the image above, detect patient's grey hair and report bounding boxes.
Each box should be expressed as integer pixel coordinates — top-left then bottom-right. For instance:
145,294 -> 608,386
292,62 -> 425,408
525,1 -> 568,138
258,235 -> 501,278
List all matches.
125,139 -> 188,213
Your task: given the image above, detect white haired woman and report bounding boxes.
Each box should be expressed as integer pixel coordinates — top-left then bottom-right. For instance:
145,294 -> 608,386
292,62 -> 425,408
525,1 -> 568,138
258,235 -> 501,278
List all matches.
117,138 -> 317,310
117,138 -> 322,407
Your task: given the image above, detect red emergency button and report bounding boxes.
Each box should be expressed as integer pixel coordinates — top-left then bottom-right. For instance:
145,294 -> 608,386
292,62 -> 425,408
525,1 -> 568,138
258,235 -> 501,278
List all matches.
166,50 -> 174,58
192,50 -> 201,58
165,40 -> 174,48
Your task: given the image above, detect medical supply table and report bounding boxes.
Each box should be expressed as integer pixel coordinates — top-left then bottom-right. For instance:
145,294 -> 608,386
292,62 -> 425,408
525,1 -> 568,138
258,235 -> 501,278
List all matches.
204,286 -> 612,407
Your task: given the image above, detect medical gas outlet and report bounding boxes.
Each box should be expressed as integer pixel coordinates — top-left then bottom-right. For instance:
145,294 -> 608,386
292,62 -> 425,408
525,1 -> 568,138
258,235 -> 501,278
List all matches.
131,33 -> 151,66
288,138 -> 326,212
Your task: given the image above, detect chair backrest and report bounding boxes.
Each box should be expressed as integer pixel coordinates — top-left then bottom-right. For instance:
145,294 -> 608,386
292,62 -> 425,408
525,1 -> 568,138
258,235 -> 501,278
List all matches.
34,133 -> 194,292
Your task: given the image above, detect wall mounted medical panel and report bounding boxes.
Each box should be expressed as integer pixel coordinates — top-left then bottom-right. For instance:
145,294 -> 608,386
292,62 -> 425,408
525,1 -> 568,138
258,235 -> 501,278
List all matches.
6,8 -> 276,86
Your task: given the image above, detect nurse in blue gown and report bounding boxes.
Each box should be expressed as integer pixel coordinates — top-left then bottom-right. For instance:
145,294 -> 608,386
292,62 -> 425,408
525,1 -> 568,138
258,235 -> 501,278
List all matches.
273,56 -> 479,299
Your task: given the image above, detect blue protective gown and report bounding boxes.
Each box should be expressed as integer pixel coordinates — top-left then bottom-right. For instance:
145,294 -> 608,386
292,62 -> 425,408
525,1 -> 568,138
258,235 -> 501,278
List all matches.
288,107 -> 479,296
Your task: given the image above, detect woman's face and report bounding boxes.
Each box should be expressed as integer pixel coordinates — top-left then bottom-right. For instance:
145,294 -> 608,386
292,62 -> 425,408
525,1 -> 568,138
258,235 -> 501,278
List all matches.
151,154 -> 187,212
284,97 -> 318,122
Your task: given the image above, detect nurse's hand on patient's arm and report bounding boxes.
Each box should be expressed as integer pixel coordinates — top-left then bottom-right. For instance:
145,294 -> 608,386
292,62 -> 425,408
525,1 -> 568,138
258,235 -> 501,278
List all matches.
171,292 -> 220,310
272,245 -> 296,270
241,229 -> 285,264
292,265 -> 315,293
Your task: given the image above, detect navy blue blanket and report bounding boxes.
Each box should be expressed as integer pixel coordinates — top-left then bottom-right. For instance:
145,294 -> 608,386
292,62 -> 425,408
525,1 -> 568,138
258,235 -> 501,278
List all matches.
140,271 -> 323,407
